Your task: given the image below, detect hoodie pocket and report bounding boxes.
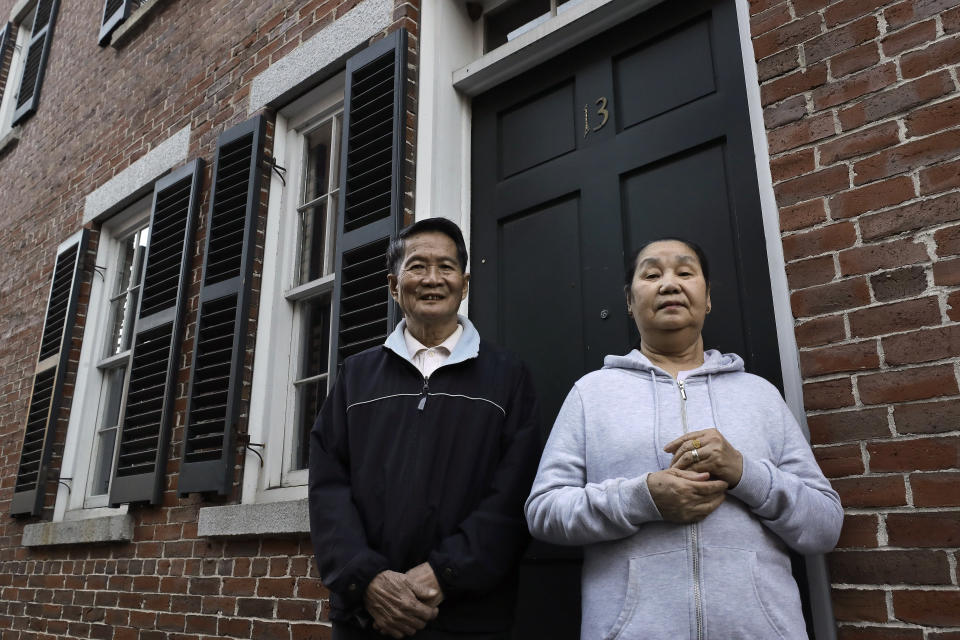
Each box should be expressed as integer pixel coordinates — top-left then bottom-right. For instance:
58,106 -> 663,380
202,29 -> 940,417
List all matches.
701,546 -> 787,639
602,549 -> 688,640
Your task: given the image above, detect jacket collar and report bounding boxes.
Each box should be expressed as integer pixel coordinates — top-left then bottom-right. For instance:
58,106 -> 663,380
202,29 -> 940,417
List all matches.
384,314 -> 481,367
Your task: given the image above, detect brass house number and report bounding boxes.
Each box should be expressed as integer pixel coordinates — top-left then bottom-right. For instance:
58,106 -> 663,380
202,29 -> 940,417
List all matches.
584,97 -> 610,137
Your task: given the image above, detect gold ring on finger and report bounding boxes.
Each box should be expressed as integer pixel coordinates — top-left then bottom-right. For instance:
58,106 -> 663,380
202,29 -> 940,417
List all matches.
691,448 -> 700,463
691,439 -> 702,449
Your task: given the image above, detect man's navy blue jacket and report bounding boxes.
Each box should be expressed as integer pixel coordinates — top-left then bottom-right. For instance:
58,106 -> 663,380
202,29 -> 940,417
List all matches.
308,316 -> 541,633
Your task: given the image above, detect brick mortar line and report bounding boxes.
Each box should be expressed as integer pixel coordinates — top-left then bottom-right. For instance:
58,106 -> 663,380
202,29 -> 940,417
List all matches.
832,583 -> 960,591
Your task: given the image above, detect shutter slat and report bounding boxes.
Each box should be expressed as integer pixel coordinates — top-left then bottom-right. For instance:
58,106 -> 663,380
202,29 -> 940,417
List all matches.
98,0 -> 134,46
178,115 -> 265,496
10,230 -> 88,517
108,159 -> 203,506
11,0 -> 59,125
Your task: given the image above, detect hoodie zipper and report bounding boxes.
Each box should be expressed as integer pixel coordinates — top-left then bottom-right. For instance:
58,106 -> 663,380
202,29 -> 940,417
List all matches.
677,379 -> 703,640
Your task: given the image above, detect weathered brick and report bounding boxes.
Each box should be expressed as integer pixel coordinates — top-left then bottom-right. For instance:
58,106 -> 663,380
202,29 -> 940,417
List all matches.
757,47 -> 801,82
753,13 -> 824,59
818,121 -> 900,165
934,257 -> 960,286
919,159 -> 960,195
893,590 -> 960,626
779,199 -> 827,231
881,19 -> 937,56
791,277 -> 871,317
832,588 -> 888,622
838,626 -> 923,640
868,436 -> 960,472
935,223 -> 960,256
895,398 -> 960,435
828,550 -> 952,585
786,254 -> 836,289
812,443 -> 865,476
762,63 -> 828,106
832,475 -> 907,507
792,0 -> 829,17
770,148 -> 816,182
856,128 -> 960,185
912,471 -> 960,506
950,290 -> 960,321
828,176 -> 916,220
752,3 -> 792,36
860,191 -> 960,241
812,62 -> 897,111
900,34 -> 960,78
830,41 -> 881,78
839,71 -> 954,132
836,513 -> 880,548
807,407 -> 890,444
291,622 -> 333,640
794,313 -> 847,347
803,377 -> 855,410
946,4 -> 960,33
838,238 -> 928,276
806,16 -> 879,63
858,364 -> 958,404
885,325 -> 960,366
782,221 -> 857,261
768,112 -> 837,154
800,340 -> 879,376
765,95 -> 809,128
824,0 -> 884,28
884,0 -> 960,30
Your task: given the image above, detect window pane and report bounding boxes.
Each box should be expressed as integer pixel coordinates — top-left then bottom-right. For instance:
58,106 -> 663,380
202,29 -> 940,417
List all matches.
293,377 -> 326,471
298,202 -> 327,285
304,119 -> 333,203
91,367 -> 125,496
300,296 -> 331,378
115,234 -> 138,296
330,113 -> 343,191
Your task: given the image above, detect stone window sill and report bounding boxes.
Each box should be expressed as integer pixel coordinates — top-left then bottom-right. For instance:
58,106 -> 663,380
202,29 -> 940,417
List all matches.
110,0 -> 163,48
0,126 -> 22,156
22,514 -> 134,547
198,498 -> 309,538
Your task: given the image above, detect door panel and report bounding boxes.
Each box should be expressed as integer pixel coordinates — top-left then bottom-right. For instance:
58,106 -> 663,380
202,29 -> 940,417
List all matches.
470,1 -> 788,637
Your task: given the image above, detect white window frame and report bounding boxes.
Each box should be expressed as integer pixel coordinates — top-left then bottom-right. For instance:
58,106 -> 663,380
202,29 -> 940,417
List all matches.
53,197 -> 151,520
0,5 -> 30,139
243,72 -> 345,504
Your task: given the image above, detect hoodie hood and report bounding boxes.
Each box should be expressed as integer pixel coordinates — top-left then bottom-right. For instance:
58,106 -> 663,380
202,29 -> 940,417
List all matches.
602,348 -> 744,378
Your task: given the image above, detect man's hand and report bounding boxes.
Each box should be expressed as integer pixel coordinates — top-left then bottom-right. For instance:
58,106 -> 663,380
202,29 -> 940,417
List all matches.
665,428 -> 744,487
364,570 -> 438,638
646,468 -> 728,523
405,562 -> 444,608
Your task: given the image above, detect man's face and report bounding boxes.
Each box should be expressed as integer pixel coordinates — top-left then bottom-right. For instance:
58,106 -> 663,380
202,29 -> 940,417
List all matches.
388,231 -> 469,330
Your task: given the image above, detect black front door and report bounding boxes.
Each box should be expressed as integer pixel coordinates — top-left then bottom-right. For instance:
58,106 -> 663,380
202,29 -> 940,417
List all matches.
470,1 -> 783,638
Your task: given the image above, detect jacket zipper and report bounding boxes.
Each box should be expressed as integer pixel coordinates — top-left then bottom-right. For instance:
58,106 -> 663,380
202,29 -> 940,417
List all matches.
417,376 -> 429,410
677,379 -> 703,640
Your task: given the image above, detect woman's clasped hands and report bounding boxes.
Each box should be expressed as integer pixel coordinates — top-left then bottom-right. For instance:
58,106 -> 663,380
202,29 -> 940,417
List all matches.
646,428 -> 744,524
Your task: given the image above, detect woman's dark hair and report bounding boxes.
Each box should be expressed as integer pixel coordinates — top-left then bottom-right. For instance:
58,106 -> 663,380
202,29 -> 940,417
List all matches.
386,217 -> 469,276
624,237 -> 710,288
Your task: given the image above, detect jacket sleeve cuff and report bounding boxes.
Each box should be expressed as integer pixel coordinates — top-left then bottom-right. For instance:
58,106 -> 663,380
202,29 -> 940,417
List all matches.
336,551 -> 392,607
728,456 -> 772,509
621,473 -> 663,525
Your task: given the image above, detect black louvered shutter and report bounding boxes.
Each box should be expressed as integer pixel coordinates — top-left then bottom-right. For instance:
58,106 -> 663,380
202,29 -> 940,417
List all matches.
98,0 -> 134,46
329,29 -> 407,373
12,0 -> 58,126
178,115 -> 265,496
108,160 -> 203,506
0,22 -> 13,88
11,230 -> 88,516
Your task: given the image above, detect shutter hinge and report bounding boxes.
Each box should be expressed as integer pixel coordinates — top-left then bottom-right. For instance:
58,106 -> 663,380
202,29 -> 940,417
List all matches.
237,432 -> 265,467
263,156 -> 286,186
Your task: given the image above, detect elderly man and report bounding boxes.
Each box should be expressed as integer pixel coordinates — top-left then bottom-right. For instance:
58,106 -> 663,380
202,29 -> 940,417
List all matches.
309,218 -> 541,640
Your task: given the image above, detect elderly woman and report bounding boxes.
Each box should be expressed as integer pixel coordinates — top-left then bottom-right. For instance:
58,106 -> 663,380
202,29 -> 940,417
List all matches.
525,238 -> 842,640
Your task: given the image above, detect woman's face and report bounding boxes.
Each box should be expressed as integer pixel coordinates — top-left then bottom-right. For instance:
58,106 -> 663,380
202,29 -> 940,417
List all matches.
626,240 -> 711,338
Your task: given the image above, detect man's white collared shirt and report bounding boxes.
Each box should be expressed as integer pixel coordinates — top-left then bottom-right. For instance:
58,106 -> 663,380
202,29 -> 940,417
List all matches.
404,324 -> 463,379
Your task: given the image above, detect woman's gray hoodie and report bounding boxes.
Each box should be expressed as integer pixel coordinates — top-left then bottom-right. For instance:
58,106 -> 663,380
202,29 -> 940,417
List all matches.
525,350 -> 842,640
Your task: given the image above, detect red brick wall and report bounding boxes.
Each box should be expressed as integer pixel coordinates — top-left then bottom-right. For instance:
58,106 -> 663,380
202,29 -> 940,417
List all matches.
0,1 -> 419,638
751,0 -> 960,636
